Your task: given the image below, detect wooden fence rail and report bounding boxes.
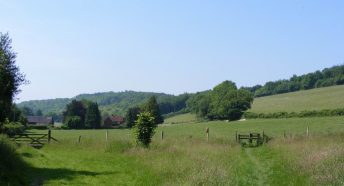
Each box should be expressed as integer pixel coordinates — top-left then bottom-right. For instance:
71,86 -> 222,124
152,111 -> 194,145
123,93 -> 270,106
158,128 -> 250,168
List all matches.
236,132 -> 268,147
10,129 -> 57,147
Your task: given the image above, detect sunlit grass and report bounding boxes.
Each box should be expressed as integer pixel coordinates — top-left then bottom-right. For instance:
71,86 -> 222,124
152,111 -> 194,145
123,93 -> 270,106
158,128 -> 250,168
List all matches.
13,116 -> 344,185
250,85 -> 344,113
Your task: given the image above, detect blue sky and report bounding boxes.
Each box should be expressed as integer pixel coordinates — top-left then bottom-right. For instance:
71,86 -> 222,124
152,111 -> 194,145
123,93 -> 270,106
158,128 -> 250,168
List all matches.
1,1 -> 343,102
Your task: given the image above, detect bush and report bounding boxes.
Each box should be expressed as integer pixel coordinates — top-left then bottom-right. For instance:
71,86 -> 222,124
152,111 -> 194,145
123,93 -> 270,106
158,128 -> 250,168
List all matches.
132,112 -> 156,147
2,120 -> 25,136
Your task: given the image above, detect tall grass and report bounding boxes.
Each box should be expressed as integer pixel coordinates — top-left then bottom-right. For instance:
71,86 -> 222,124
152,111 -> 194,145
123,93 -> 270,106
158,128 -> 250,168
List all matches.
9,116 -> 344,185
0,135 -> 29,185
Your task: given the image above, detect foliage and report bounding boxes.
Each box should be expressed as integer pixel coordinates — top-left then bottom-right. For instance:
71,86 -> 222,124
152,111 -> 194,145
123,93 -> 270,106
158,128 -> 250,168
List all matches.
243,64 -> 344,97
187,81 -> 253,121
63,100 -> 102,129
132,112 -> 156,147
158,93 -> 190,115
0,32 -> 27,124
35,109 -> 43,116
186,91 -> 211,118
0,135 -> 28,185
85,102 -> 101,129
20,106 -> 34,116
245,108 -> 344,119
17,91 -> 191,122
2,119 -> 25,136
125,106 -> 141,128
63,100 -> 86,129
64,116 -> 83,129
142,96 -> 164,124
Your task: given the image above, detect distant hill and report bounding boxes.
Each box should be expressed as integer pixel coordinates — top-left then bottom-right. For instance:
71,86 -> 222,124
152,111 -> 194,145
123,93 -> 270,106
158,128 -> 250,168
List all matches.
249,85 -> 344,113
17,91 -> 190,121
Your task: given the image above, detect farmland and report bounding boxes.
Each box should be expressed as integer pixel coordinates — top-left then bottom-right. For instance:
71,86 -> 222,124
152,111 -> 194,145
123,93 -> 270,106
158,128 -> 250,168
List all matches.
7,115 -> 344,185
250,85 -> 344,113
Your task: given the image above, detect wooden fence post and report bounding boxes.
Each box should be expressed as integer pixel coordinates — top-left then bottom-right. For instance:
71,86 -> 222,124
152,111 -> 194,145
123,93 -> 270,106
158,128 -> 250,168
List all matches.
235,131 -> 238,142
307,126 -> 309,137
48,129 -> 51,143
106,130 -> 108,142
284,130 -> 286,138
206,127 -> 209,142
78,136 -> 81,143
161,130 -> 164,140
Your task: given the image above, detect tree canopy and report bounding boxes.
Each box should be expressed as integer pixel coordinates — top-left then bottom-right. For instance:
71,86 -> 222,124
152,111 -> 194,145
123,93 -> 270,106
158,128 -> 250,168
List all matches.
244,65 -> 344,97
0,32 -> 27,123
187,81 -> 253,121
63,99 -> 101,129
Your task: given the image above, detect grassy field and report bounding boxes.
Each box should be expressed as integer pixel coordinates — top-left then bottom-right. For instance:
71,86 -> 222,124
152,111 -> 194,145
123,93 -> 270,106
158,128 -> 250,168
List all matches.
250,85 -> 344,113
7,115 -> 344,185
163,113 -> 198,124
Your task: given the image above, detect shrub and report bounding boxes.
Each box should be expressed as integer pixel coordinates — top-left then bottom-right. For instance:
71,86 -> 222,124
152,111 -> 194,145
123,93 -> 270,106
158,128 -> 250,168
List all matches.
2,120 -> 25,136
132,112 -> 156,147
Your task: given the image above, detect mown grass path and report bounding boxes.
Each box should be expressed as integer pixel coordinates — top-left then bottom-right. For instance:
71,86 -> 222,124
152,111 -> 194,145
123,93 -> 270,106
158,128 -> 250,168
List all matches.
244,148 -> 270,186
232,146 -> 308,186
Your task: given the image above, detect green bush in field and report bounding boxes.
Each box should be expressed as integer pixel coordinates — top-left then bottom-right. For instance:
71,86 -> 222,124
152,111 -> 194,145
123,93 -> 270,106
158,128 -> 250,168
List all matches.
132,112 -> 156,147
2,119 -> 25,136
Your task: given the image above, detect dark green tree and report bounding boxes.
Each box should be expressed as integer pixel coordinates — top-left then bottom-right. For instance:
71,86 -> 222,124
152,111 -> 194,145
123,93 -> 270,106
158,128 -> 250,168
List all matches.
20,106 -> 33,116
186,91 -> 211,118
125,106 -> 141,128
209,81 -> 253,120
0,32 -> 27,124
142,96 -> 164,124
63,100 -> 86,129
85,102 -> 101,129
35,109 -> 43,116
64,116 -> 83,129
132,112 -> 156,147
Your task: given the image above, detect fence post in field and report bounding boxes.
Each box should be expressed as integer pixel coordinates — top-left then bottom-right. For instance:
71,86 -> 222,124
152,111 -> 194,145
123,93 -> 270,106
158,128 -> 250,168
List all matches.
206,127 -> 209,142
307,126 -> 309,137
284,130 -> 286,138
161,130 -> 164,140
48,129 -> 51,143
78,136 -> 81,143
106,130 -> 108,142
235,131 -> 238,142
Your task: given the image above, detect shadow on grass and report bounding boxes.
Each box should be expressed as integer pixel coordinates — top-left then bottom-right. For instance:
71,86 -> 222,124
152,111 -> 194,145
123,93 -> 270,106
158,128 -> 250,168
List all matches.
30,167 -> 117,185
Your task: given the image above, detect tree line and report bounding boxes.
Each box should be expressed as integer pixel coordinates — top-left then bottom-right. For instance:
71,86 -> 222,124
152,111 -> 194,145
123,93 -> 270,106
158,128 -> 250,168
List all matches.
244,65 -> 344,97
0,33 -> 28,134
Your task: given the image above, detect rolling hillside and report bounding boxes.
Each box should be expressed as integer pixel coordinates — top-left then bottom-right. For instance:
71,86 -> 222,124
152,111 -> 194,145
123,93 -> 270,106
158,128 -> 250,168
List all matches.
250,85 -> 344,113
17,91 -> 190,118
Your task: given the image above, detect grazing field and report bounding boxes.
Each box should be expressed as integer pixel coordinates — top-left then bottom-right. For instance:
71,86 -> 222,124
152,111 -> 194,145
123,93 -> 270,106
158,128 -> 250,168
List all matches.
8,116 -> 344,185
250,85 -> 344,113
163,113 -> 198,124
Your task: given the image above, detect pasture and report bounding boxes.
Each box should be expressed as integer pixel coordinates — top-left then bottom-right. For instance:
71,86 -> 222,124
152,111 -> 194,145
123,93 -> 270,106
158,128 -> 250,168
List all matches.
11,115 -> 344,185
250,85 -> 344,113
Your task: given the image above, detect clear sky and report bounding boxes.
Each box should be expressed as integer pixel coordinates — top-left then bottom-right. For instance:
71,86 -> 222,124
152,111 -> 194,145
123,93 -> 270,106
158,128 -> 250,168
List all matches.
1,0 -> 343,102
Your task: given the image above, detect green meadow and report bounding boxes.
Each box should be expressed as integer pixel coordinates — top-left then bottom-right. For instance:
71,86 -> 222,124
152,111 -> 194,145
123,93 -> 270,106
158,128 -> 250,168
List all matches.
250,85 -> 344,113
5,115 -> 344,185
